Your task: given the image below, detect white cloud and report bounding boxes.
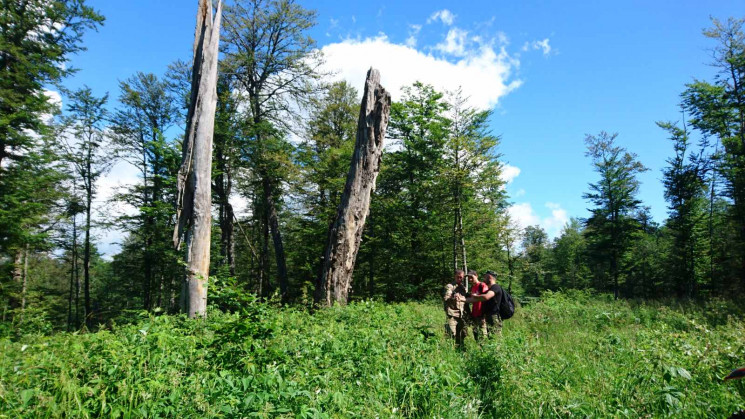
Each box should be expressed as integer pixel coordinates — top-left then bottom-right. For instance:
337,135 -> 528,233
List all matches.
496,32 -> 509,46
508,202 -> 539,230
531,38 -> 552,56
514,188 -> 526,197
405,24 -> 422,48
507,202 -> 569,239
42,89 -> 62,123
428,9 -> 455,26
500,163 -> 520,184
543,202 -> 569,234
435,28 -> 469,56
93,160 -> 140,258
320,34 -> 522,110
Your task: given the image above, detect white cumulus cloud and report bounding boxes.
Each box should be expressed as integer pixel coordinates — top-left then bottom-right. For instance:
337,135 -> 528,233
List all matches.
320,34 -> 522,110
507,202 -> 569,239
428,9 -> 455,26
522,38 -> 552,56
500,163 -> 521,184
42,89 -> 62,123
436,27 -> 469,56
405,24 -> 422,48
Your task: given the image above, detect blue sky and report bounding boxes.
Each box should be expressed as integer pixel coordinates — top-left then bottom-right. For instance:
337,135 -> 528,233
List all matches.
64,0 -> 745,253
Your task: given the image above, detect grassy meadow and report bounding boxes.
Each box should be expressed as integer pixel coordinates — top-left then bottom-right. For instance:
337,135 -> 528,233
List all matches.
1,291 -> 745,418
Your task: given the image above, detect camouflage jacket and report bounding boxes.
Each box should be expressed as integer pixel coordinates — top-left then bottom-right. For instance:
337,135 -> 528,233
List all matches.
443,282 -> 468,318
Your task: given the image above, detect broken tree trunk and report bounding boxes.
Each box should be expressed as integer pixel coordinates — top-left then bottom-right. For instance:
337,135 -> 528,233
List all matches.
317,68 -> 391,306
173,0 -> 222,318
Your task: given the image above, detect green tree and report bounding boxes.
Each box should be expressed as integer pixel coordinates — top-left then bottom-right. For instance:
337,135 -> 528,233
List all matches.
659,120 -> 710,297
60,87 -> 110,327
110,73 -> 181,312
520,225 -> 552,295
583,132 -> 648,299
444,89 -> 506,275
376,82 -> 451,299
222,0 -> 324,298
682,17 -> 745,291
289,81 -> 358,297
0,0 -> 103,171
0,0 -> 102,302
552,218 -> 590,290
212,76 -> 242,276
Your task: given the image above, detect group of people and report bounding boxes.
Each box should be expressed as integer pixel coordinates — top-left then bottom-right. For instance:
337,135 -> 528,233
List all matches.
443,269 -> 504,345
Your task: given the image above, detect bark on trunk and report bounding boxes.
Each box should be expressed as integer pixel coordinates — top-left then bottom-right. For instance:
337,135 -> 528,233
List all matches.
458,205 -> 468,289
84,175 -> 92,328
174,0 -> 222,318
317,68 -> 391,306
13,249 -> 23,284
215,147 -> 236,276
263,177 -> 288,298
21,244 -> 28,313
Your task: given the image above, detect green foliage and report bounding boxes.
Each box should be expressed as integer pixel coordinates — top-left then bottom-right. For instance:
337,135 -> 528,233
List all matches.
2,294 -> 745,417
583,132 -> 649,298
0,0 -> 103,168
109,72 -> 182,313
659,120 -> 710,297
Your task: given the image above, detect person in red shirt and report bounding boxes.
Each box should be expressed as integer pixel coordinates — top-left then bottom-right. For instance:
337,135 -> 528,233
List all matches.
467,270 -> 489,340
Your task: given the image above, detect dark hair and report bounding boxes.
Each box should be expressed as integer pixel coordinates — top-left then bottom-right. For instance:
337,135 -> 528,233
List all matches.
455,269 -> 465,275
467,270 -> 478,277
484,270 -> 497,279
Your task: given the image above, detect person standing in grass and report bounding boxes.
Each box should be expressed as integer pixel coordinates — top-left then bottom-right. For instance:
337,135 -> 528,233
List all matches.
443,269 -> 468,346
466,271 -> 503,337
467,270 -> 489,341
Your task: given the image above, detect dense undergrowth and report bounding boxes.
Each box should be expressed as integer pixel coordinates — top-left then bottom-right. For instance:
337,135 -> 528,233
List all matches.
1,291 -> 745,418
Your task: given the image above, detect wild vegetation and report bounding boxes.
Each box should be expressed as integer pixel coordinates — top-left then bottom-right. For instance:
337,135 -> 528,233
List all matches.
2,291 -> 745,418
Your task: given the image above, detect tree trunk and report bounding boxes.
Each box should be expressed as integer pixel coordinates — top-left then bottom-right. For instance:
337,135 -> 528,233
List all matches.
215,147 -> 236,276
263,177 -> 288,298
260,204 -> 269,296
84,168 -> 92,328
317,68 -> 391,306
458,204 -> 468,289
221,199 -> 236,276
452,205 -> 459,272
174,0 -> 222,318
68,214 -> 76,331
13,249 -> 23,284
506,244 -> 514,292
21,244 -> 28,313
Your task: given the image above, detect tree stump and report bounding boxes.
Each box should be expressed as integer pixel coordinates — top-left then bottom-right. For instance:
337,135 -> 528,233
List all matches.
173,0 -> 222,318
318,68 -> 391,306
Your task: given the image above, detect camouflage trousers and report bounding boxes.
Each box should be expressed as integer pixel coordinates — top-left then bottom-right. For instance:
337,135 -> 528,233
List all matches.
484,313 -> 503,337
446,315 -> 466,346
469,316 -> 488,341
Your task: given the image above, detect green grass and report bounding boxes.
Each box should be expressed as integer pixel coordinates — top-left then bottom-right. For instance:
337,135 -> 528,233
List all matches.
1,291 -> 745,418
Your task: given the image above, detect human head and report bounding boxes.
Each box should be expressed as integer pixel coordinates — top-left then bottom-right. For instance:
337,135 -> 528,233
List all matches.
484,270 -> 497,285
467,270 -> 478,282
454,269 -> 465,284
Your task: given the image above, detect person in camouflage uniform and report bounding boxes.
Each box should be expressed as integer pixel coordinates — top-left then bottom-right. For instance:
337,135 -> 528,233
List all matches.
443,269 -> 468,346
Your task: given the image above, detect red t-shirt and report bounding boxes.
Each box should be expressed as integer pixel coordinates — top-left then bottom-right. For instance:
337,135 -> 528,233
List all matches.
470,282 -> 489,318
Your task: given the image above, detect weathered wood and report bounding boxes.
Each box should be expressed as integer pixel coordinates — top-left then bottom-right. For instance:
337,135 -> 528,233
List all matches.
173,0 -> 222,318
318,68 -> 391,306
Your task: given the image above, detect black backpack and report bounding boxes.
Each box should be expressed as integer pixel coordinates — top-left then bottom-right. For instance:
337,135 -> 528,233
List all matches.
499,287 -> 515,320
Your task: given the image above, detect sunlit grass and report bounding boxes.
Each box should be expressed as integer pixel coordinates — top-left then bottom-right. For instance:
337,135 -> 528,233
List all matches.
1,291 -> 744,417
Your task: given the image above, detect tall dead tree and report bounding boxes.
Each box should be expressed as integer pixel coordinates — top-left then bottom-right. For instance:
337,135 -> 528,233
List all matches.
174,0 -> 222,318
317,69 -> 391,306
